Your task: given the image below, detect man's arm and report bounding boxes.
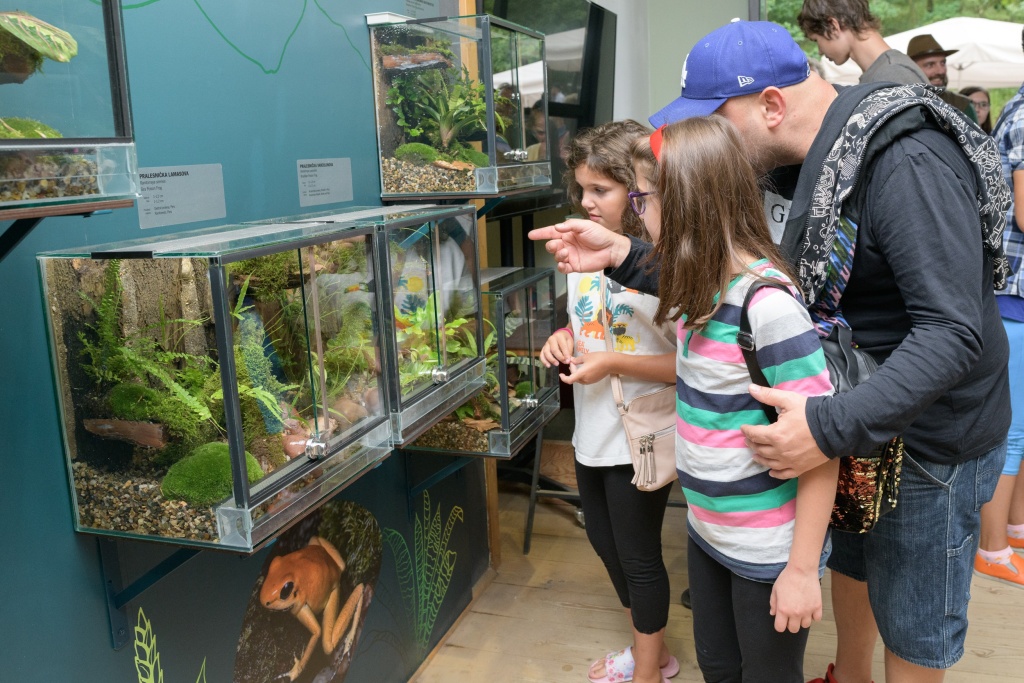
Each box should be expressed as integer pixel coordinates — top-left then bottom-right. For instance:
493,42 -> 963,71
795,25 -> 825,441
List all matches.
605,236 -> 659,296
805,137 -> 987,458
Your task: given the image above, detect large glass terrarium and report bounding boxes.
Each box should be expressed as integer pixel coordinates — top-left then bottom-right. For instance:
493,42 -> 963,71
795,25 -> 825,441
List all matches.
371,204 -> 487,443
407,267 -> 559,458
368,13 -> 551,198
38,218 -> 393,552
1,1 -> 138,209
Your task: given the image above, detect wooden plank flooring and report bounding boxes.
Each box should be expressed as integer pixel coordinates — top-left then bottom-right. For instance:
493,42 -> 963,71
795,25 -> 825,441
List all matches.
415,442 -> 1024,682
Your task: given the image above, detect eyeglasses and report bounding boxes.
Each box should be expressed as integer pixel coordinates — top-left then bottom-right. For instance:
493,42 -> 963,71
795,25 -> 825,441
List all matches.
628,191 -> 655,216
971,101 -> 990,110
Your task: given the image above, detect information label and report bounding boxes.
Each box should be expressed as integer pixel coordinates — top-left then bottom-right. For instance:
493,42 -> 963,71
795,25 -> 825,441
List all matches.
405,0 -> 440,18
297,158 -> 353,207
138,164 -> 226,230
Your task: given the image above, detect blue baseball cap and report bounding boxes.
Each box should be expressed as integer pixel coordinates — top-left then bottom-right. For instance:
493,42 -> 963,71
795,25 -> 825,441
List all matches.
649,20 -> 811,127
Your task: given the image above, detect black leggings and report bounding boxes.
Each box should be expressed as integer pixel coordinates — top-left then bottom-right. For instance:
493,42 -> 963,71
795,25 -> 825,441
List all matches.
687,537 -> 809,683
575,460 -> 672,634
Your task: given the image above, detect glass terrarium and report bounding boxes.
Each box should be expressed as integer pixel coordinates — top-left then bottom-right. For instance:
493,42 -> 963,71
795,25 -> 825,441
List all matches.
371,204 -> 486,443
38,218 -> 393,552
1,2 -> 138,209
407,267 -> 559,458
368,13 -> 551,199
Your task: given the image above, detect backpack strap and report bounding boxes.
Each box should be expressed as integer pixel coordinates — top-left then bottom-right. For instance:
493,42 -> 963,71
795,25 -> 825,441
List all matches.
737,279 -> 796,424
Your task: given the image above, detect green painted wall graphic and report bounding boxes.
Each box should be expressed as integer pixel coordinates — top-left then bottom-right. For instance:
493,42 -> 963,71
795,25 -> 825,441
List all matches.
134,608 -> 208,683
382,491 -> 464,653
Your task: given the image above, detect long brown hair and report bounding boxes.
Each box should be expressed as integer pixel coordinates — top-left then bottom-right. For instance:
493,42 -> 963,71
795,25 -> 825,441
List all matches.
653,116 -> 794,327
564,119 -> 650,239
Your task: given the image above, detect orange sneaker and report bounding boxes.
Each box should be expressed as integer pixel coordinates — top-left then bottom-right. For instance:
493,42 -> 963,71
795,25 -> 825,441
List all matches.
1008,535 -> 1024,551
974,551 -> 1024,588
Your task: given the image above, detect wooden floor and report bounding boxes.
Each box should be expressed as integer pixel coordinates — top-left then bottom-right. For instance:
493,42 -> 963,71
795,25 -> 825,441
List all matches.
414,441 -> 1024,682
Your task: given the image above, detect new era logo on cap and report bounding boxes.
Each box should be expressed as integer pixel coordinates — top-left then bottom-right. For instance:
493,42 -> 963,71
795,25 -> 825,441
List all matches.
650,21 -> 811,127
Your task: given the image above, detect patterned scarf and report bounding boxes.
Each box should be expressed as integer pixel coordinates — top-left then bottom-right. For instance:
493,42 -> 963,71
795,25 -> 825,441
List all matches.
796,84 -> 1011,334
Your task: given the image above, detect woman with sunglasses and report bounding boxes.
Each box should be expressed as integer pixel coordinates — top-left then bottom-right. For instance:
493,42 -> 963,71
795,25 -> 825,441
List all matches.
539,120 -> 679,683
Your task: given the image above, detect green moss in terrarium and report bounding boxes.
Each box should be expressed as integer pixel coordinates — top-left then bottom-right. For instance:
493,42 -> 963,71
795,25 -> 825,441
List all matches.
228,252 -> 296,301
161,441 -> 263,507
456,146 -> 489,168
395,142 -> 438,166
108,382 -> 161,421
0,116 -> 60,139
514,380 -> 533,398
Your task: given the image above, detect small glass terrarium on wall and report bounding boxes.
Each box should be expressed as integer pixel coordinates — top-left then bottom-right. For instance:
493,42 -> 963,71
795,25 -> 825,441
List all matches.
1,1 -> 138,209
39,217 -> 393,552
407,267 -> 559,458
371,205 -> 487,443
368,13 -> 551,198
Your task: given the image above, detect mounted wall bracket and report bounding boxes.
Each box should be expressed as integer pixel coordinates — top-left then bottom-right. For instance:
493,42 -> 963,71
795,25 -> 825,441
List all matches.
97,538 -> 200,650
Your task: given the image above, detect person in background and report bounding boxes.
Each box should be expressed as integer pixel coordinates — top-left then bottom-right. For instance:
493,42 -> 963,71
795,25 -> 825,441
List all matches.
907,34 -> 978,120
798,0 -> 926,85
539,120 -> 679,683
961,86 -> 992,134
974,30 -> 1024,588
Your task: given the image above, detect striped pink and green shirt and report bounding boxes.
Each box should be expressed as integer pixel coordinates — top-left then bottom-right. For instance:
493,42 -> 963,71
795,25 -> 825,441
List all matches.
676,260 -> 833,581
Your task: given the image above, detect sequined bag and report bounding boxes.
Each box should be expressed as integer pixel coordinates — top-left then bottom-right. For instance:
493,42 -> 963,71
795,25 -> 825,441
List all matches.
738,281 -> 903,533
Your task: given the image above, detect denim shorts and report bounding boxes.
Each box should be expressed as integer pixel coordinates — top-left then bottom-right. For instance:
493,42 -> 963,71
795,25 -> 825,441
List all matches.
1002,319 -> 1024,476
827,441 -> 1006,669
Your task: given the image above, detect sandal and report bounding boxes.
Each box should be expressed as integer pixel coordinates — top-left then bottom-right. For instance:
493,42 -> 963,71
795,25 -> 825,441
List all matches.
587,646 -> 680,683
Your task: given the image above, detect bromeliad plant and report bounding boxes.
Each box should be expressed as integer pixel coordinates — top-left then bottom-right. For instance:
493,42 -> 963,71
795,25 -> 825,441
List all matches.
0,10 -> 77,85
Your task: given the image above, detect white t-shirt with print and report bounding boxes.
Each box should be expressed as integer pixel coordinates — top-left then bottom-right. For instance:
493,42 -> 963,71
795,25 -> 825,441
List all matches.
566,272 -> 676,467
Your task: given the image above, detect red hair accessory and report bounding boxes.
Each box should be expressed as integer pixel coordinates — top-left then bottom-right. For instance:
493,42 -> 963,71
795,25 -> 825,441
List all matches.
650,125 -> 666,161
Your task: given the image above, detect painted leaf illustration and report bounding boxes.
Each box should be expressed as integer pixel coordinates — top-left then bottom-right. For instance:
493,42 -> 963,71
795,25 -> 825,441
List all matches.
382,528 -> 416,621
134,608 -> 164,683
195,658 -> 207,683
0,11 -> 78,63
574,296 -> 593,322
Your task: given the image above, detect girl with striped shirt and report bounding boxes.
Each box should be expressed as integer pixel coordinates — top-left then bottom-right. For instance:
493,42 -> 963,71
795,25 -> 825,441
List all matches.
640,117 -> 838,682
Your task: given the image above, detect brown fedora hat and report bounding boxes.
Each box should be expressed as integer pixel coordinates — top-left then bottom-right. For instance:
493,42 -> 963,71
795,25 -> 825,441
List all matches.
907,34 -> 959,60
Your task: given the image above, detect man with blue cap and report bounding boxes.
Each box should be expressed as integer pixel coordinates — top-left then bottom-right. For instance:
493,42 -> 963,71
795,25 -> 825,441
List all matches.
531,20 -> 1011,683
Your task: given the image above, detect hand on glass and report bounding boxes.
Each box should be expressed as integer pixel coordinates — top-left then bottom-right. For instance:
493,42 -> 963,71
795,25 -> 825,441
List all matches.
741,384 -> 829,479
527,218 -> 632,274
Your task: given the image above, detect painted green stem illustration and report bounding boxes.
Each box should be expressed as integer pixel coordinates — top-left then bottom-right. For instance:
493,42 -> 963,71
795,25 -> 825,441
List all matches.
134,608 -> 208,683
382,491 -> 464,652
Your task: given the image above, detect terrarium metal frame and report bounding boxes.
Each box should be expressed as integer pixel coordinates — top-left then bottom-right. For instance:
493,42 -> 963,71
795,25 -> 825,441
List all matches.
39,217 -> 399,554
368,13 -> 552,200
404,267 -> 560,459
0,0 -> 138,213
372,205 -> 487,444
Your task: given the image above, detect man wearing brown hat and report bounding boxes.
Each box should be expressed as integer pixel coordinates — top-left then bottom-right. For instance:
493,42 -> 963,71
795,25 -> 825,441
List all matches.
908,34 -> 977,118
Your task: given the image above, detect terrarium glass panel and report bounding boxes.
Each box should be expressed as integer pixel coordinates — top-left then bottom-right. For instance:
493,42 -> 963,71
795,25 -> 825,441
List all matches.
38,219 -> 391,552
375,207 -> 486,443
1,1 -> 137,208
369,13 -> 551,198
406,267 -> 560,458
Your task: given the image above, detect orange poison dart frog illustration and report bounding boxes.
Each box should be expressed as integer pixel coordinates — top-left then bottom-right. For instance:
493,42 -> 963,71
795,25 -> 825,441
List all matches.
260,536 -> 366,681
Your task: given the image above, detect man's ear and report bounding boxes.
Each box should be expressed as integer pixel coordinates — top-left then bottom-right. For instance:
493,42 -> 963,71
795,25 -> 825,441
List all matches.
760,87 -> 787,129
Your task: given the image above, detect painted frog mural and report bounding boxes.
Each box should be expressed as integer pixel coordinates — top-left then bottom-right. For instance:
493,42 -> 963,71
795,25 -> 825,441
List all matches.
234,501 -> 381,683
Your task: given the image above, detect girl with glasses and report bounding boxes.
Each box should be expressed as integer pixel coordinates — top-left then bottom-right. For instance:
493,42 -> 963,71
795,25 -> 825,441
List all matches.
540,120 -> 679,683
962,86 -> 992,134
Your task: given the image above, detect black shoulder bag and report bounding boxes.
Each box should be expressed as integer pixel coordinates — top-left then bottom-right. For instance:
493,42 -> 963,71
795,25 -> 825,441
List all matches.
738,280 -> 903,534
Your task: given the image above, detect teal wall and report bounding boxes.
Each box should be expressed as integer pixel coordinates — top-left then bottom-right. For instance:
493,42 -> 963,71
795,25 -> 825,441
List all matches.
0,2 -> 487,681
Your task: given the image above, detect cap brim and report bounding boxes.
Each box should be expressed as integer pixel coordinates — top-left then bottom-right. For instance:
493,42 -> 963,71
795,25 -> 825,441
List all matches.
649,94 -> 726,128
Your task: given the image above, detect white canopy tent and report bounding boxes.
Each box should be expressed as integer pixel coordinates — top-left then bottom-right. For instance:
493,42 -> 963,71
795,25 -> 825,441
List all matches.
817,17 -> 1024,90
492,28 -> 585,108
